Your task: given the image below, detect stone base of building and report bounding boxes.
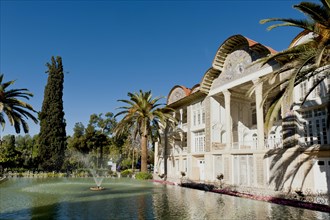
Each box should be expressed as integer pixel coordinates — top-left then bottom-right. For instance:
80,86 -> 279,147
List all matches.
152,173 -> 330,211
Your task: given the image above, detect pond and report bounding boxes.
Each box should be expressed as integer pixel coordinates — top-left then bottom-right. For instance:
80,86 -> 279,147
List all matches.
0,178 -> 328,219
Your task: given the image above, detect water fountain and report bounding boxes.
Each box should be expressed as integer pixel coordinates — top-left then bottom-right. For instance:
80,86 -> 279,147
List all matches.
75,152 -> 107,191
89,168 -> 106,191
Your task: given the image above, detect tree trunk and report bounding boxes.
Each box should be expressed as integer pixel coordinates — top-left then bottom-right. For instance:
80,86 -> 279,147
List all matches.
100,146 -> 103,168
132,148 -> 134,170
140,135 -> 148,172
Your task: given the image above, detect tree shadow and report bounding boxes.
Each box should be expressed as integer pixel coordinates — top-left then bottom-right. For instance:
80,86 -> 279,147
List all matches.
265,145 -> 317,192
265,107 -> 330,202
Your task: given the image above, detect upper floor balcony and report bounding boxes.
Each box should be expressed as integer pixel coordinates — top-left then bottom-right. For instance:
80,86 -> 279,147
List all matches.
178,122 -> 188,132
232,138 -> 283,149
169,146 -> 188,156
213,127 -> 283,151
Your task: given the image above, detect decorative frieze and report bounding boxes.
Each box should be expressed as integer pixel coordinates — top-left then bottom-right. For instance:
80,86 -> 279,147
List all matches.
212,142 -> 226,150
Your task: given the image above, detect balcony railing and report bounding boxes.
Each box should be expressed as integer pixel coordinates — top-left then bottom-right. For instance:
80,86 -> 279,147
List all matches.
168,146 -> 188,156
193,145 -> 205,153
232,141 -> 257,150
181,123 -> 188,132
232,139 -> 283,149
265,138 -> 283,149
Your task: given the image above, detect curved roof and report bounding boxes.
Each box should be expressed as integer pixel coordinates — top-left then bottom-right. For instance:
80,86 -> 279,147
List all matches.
212,34 -> 276,71
289,30 -> 313,47
197,35 -> 277,94
167,85 -> 191,105
200,68 -> 221,94
166,35 -> 279,106
191,84 -> 200,93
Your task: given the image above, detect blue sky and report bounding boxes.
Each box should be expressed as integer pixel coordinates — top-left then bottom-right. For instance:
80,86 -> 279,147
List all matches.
0,0 -> 317,136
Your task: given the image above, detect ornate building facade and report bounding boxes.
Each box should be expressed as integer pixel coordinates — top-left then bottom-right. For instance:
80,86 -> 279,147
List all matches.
154,34 -> 330,195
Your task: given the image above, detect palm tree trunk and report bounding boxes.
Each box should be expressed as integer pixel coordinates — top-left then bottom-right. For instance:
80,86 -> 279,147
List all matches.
141,135 -> 148,172
132,147 -> 134,170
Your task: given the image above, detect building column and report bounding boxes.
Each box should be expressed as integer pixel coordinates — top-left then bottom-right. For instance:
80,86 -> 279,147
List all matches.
223,90 -> 232,149
154,141 -> 159,174
179,108 -> 183,128
253,79 -> 265,149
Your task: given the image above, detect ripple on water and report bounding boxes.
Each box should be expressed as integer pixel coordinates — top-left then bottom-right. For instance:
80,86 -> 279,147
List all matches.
22,182 -> 92,195
1,179 -> 328,220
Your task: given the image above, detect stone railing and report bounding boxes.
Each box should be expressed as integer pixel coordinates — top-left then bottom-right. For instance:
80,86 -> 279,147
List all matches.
265,138 -> 283,149
232,140 -> 257,150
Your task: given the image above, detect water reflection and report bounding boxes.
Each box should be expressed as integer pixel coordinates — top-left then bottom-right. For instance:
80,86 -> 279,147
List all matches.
0,178 -> 328,219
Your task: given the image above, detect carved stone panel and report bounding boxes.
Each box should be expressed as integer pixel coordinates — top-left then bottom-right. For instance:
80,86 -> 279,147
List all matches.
212,142 -> 226,150
168,87 -> 186,104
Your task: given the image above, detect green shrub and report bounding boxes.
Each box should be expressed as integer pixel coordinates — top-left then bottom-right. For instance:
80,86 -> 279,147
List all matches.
120,159 -> 132,170
120,169 -> 133,177
135,172 -> 153,180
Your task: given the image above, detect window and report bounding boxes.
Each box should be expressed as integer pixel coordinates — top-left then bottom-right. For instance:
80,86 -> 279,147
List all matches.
192,101 -> 205,126
312,76 -> 321,98
198,110 -> 201,125
182,132 -> 187,147
233,155 -> 254,186
182,108 -> 187,124
194,131 -> 205,152
202,109 -> 205,124
252,133 -> 258,149
300,75 -> 329,101
300,81 -> 307,99
213,155 -> 222,181
193,113 -> 196,126
175,159 -> 179,172
251,103 -> 257,125
302,107 -> 329,145
183,159 -> 187,172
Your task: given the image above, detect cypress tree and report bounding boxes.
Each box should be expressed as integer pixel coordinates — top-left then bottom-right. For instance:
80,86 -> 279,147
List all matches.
38,56 -> 66,171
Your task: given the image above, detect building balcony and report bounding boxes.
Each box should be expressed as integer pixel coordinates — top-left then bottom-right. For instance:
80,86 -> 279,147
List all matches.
231,138 -> 283,150
265,138 -> 283,149
181,123 -> 188,132
192,145 -> 205,153
232,140 -> 257,150
168,146 -> 188,156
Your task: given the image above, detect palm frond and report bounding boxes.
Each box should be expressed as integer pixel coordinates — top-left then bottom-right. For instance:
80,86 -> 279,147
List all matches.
300,73 -> 329,105
295,2 -> 329,25
264,95 -> 284,131
322,0 -> 330,12
0,74 -> 38,133
260,18 -> 314,31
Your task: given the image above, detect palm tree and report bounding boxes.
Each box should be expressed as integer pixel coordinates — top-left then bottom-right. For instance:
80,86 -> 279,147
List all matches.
115,90 -> 175,172
251,0 -> 330,130
0,74 -> 38,134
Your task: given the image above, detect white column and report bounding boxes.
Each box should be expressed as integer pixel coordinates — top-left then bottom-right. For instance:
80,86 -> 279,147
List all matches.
253,79 -> 265,149
179,108 -> 183,128
154,141 -> 159,174
223,90 -> 232,149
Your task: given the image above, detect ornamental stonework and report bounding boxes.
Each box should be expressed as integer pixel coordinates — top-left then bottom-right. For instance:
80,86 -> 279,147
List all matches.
210,48 -> 268,90
168,88 -> 185,104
